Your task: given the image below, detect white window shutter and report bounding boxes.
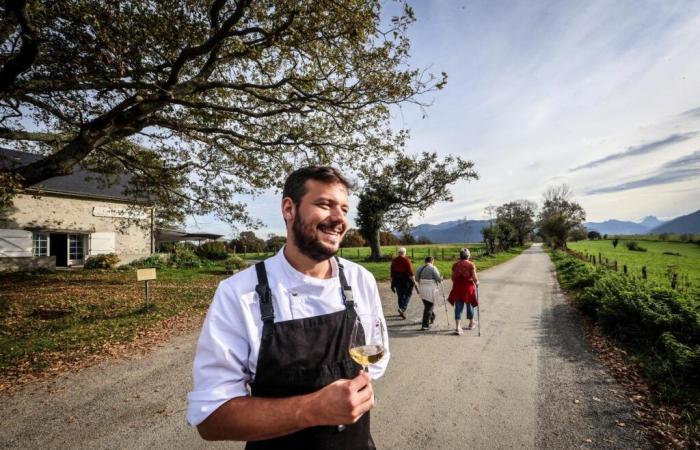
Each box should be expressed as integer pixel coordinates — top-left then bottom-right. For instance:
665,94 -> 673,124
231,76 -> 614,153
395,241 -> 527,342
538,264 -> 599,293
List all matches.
89,232 -> 116,255
0,229 -> 33,257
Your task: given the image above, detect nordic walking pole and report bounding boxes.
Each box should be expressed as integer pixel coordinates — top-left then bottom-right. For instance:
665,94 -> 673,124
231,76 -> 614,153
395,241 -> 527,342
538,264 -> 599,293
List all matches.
476,284 -> 481,337
440,283 -> 450,329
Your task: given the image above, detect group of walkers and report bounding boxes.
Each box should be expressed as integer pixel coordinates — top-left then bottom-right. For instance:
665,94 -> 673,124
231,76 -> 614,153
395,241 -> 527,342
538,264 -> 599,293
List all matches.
390,247 -> 479,335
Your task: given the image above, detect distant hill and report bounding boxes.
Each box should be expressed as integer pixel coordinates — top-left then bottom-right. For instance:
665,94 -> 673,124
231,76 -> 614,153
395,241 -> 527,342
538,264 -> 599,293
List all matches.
651,210 -> 700,234
639,216 -> 665,230
585,219 -> 652,235
409,219 -> 490,243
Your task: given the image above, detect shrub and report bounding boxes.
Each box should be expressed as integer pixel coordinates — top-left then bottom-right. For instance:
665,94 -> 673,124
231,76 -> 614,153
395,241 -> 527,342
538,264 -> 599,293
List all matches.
84,253 -> 120,269
625,241 -> 646,252
550,250 -> 700,408
128,255 -> 164,269
224,255 -> 248,274
195,241 -> 228,260
170,247 -> 201,268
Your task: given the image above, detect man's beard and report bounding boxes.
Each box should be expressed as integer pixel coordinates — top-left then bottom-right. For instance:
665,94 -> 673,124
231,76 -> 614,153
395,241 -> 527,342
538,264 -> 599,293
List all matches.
292,212 -> 345,262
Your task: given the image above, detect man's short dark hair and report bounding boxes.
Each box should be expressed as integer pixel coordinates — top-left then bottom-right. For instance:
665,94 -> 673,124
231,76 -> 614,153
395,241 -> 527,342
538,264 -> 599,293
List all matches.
283,166 -> 353,204
424,256 -> 434,263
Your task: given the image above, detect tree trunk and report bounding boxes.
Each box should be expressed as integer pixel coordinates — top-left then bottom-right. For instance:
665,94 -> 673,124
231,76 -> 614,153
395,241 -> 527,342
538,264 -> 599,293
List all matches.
368,228 -> 382,260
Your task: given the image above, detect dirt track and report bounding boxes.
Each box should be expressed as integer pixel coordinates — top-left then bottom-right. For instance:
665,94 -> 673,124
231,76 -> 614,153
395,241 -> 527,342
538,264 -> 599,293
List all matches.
0,245 -> 650,449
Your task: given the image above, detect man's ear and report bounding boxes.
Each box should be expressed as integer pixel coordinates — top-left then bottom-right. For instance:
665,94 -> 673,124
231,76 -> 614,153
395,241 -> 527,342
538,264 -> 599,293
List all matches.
281,197 -> 295,222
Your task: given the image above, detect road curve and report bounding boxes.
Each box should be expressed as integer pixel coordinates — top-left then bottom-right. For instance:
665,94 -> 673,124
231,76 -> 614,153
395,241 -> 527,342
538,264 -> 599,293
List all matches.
0,245 -> 649,449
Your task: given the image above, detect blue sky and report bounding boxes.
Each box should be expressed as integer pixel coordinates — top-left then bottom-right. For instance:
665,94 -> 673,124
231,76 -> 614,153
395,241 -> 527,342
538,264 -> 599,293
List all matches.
188,0 -> 700,238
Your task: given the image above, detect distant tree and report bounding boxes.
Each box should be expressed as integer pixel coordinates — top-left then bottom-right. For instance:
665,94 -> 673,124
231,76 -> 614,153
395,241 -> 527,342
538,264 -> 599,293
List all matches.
612,238 -> 619,248
379,231 -> 400,246
587,230 -> 601,240
340,229 -> 366,248
400,232 -> 416,245
356,152 -> 477,259
569,226 -> 587,242
264,235 -> 287,252
658,233 -> 670,241
230,231 -> 264,253
0,0 -> 445,224
416,236 -> 433,245
495,200 -> 537,246
537,184 -> 586,249
481,225 -> 497,255
680,233 -> 692,242
603,234 -> 608,240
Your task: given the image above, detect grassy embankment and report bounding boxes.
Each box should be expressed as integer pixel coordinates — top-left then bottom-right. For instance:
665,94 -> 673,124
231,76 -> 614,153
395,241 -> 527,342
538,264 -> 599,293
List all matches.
549,247 -> 700,443
0,243 -> 528,384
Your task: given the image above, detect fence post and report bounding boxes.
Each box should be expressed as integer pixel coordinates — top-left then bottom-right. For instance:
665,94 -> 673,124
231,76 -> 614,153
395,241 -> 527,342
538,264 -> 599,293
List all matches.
623,264 -> 627,275
599,252 -> 602,264
358,248 -> 360,258
411,248 -> 414,259
671,273 -> 678,290
642,266 -> 647,279
340,248 -> 343,257
442,248 -> 445,260
614,261 -> 618,271
243,245 -> 247,257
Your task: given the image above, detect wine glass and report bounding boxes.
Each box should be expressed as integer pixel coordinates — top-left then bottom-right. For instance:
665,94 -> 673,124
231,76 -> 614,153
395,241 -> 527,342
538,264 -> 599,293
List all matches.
349,314 -> 386,372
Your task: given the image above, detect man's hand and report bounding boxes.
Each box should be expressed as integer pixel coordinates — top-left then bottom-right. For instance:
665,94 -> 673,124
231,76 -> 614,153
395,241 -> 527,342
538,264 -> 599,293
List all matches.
308,371 -> 375,426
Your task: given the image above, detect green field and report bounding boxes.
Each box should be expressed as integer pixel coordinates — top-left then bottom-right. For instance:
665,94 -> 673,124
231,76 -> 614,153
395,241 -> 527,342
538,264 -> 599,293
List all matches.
238,243 -> 510,281
567,239 -> 700,290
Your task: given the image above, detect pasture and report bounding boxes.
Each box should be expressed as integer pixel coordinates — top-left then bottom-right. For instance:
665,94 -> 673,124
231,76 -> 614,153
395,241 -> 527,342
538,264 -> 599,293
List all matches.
239,243 -> 513,281
567,239 -> 700,290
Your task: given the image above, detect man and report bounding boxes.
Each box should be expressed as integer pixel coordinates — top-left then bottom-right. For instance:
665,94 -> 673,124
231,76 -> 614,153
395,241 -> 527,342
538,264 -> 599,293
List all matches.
187,167 -> 390,449
416,256 -> 442,330
390,247 -> 417,319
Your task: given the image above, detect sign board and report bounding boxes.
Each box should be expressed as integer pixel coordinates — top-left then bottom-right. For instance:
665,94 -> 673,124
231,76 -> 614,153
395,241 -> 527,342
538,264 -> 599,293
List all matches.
137,268 -> 157,281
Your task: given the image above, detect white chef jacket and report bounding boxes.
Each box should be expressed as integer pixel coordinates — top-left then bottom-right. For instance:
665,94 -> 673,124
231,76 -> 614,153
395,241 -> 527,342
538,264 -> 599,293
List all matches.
186,248 -> 390,426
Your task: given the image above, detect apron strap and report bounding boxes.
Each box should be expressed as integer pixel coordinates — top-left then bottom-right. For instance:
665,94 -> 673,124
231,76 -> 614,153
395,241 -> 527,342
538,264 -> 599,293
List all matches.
254,262 -> 275,336
335,256 -> 355,309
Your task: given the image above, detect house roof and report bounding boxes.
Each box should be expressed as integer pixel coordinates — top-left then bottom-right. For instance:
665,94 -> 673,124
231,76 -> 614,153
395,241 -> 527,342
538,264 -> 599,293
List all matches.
1,148 -> 147,203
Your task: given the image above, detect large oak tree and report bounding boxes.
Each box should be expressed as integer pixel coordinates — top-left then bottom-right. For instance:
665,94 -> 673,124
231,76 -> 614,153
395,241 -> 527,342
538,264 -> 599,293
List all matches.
0,0 -> 444,225
356,152 -> 477,259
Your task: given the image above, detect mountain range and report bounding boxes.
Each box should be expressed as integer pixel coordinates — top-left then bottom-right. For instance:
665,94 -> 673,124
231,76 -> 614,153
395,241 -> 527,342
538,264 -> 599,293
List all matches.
406,209 -> 700,243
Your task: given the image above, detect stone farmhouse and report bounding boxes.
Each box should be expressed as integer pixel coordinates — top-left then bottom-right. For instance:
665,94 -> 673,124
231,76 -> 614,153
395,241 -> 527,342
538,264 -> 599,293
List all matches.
0,148 -> 154,271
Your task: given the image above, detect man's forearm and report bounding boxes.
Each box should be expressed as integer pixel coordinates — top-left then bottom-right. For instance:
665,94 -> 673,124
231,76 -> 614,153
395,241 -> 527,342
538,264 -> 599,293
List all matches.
197,373 -> 374,442
197,393 -> 316,441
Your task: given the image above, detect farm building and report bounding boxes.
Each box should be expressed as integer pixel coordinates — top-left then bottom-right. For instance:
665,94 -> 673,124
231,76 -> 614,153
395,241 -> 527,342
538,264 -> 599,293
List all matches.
0,148 -> 155,271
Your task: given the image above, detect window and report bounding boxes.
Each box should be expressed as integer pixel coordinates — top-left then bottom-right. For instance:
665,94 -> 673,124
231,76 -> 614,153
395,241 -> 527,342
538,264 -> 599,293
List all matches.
69,234 -> 84,260
33,233 -> 48,256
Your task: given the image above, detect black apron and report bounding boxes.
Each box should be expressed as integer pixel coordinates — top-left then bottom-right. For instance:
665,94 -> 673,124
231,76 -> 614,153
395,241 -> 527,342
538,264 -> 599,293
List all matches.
245,257 -> 375,450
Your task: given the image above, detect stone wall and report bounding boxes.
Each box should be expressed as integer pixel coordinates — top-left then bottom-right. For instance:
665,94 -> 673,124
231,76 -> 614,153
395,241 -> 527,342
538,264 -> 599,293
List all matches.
0,193 -> 152,264
0,256 -> 55,272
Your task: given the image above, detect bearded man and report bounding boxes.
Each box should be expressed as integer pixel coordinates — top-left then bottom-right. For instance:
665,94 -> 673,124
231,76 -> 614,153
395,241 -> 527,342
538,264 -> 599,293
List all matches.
187,166 -> 390,450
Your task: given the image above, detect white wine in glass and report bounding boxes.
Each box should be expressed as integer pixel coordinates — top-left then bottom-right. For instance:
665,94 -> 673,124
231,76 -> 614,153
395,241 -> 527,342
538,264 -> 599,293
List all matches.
349,314 -> 386,371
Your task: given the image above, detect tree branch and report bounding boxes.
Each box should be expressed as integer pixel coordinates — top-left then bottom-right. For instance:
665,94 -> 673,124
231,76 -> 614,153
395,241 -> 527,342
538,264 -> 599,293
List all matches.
0,127 -> 72,143
0,0 -> 39,94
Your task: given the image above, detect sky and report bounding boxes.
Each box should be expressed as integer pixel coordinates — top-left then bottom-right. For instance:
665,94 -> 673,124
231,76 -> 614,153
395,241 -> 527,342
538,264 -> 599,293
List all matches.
187,0 -> 700,238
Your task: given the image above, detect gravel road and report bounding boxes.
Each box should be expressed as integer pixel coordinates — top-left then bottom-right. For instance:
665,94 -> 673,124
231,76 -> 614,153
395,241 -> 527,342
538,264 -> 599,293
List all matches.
0,244 -> 650,449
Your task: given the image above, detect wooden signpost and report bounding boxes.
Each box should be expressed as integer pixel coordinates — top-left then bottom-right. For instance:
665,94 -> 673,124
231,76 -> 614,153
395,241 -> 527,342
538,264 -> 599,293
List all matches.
137,268 -> 157,308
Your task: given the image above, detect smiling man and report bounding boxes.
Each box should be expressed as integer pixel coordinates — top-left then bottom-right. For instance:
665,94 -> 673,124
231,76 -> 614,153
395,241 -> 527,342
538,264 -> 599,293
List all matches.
187,166 -> 390,449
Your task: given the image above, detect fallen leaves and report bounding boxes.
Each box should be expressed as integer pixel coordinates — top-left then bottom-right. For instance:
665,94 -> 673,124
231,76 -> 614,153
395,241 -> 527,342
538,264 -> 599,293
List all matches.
0,269 -> 221,393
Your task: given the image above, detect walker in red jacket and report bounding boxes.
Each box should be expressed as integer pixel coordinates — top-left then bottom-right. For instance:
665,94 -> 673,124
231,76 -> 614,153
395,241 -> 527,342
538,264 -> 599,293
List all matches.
447,248 -> 479,335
